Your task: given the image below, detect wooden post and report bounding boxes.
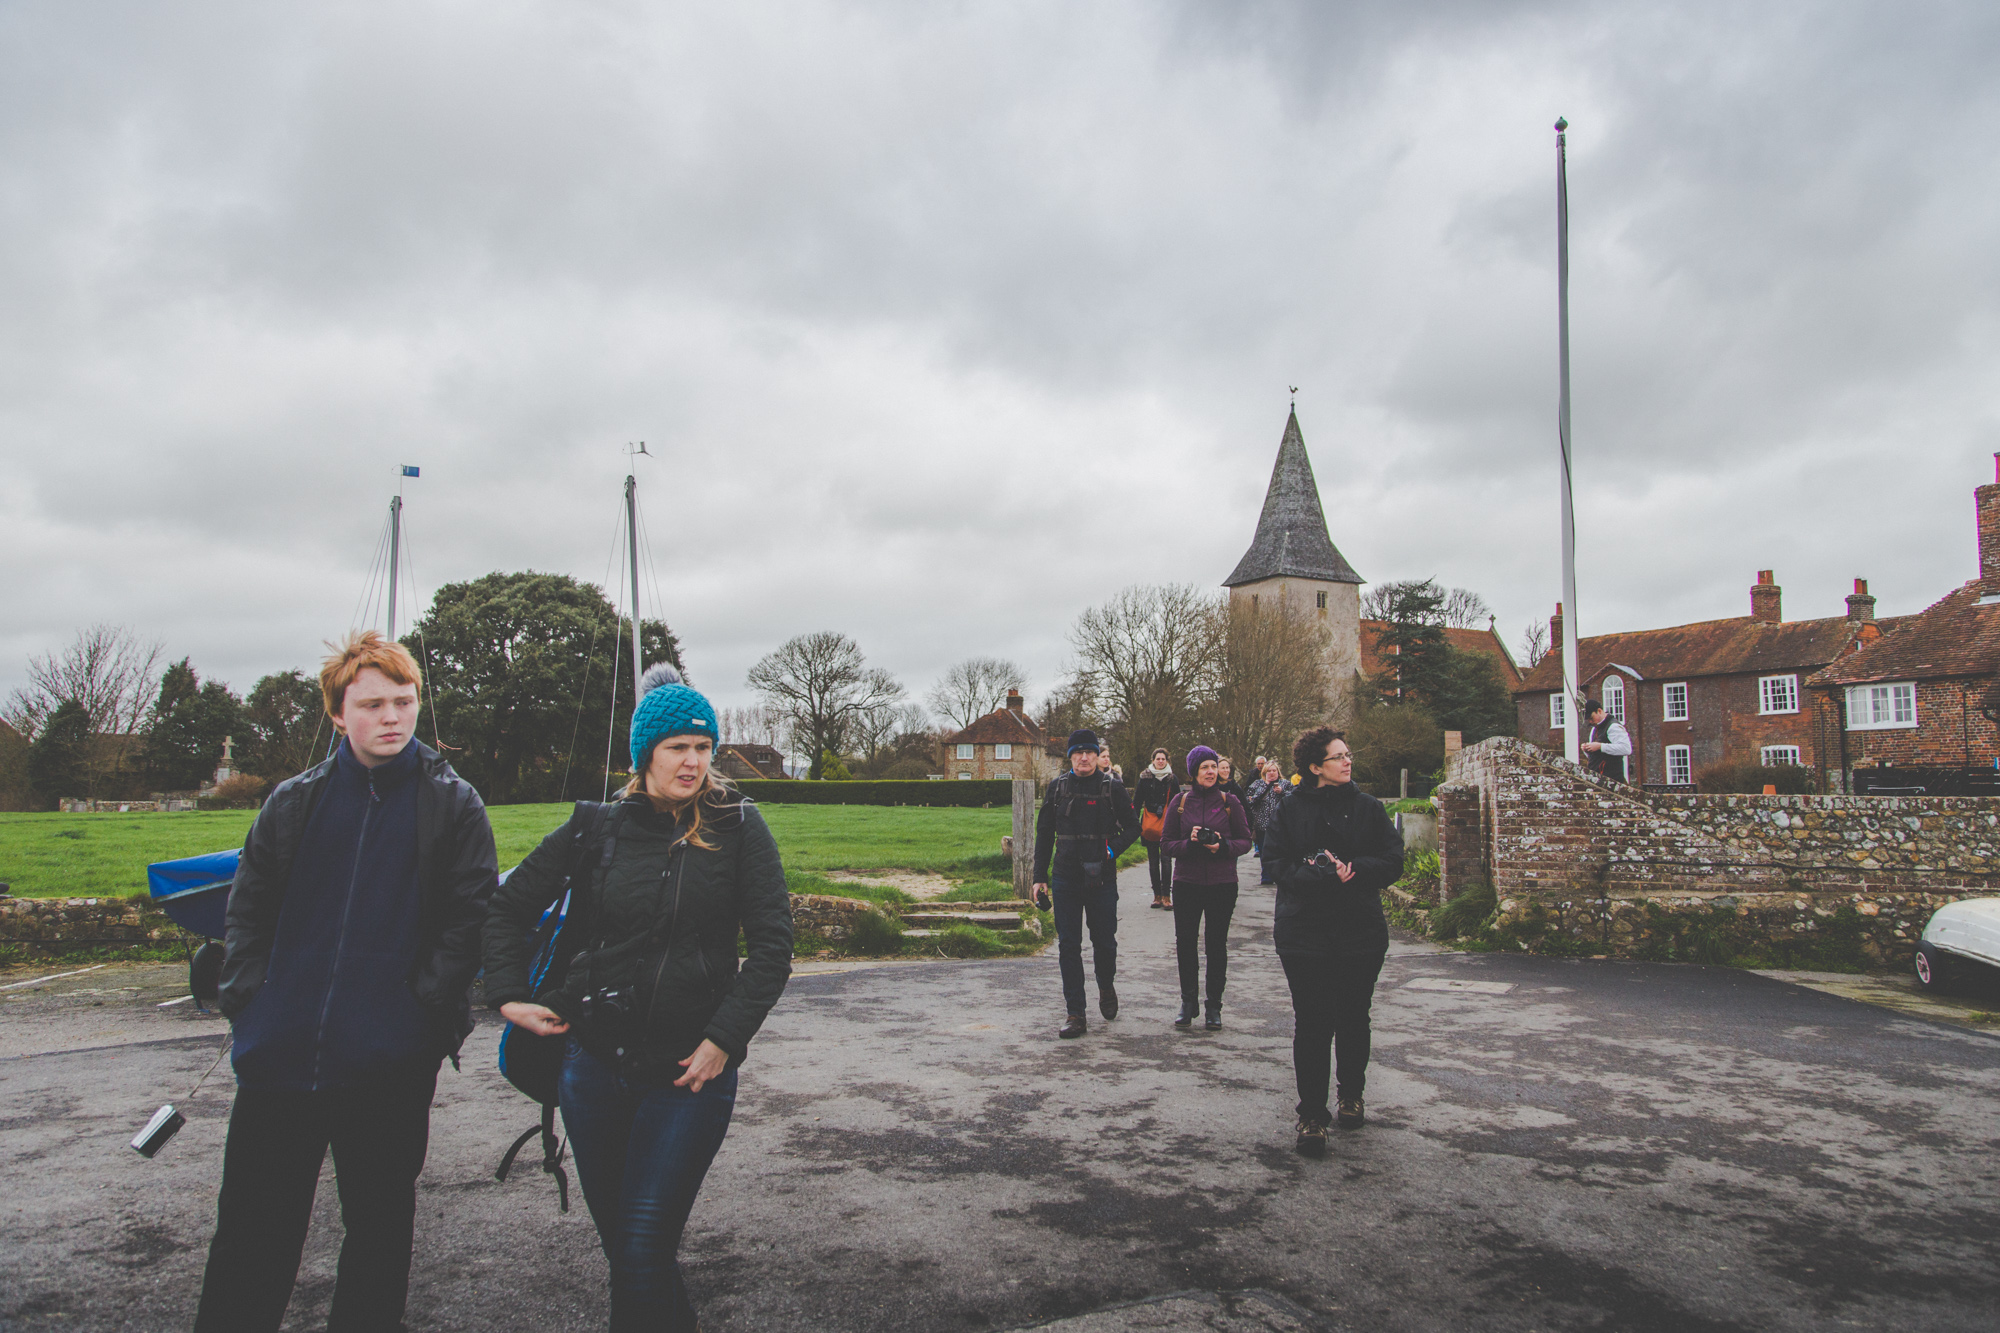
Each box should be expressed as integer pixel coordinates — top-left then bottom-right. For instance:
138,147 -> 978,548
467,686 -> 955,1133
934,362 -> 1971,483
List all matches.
1011,779 -> 1036,900
1400,768 -> 1409,799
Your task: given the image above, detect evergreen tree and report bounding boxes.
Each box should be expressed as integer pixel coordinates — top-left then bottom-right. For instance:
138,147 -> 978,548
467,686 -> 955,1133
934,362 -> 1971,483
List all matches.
28,699 -> 91,807
144,661 -> 247,790
245,669 -> 326,779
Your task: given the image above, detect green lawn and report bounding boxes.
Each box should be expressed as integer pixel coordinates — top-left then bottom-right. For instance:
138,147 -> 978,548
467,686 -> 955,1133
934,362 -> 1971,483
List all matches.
0,802 -> 1017,899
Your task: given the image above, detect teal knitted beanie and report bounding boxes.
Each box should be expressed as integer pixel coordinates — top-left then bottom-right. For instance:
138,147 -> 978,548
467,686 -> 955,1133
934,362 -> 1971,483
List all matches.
629,664 -> 719,773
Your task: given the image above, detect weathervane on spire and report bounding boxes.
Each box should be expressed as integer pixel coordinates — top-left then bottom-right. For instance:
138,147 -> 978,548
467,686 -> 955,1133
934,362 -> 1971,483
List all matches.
1288,385 -> 1298,408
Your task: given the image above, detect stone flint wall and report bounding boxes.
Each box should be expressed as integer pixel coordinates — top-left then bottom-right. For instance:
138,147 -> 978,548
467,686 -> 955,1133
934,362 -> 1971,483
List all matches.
788,893 -> 892,941
0,896 -> 181,950
1435,737 -> 2000,964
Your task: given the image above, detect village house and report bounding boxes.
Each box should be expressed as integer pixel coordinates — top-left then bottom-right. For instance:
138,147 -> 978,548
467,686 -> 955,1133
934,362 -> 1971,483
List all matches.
1512,573 -> 1897,790
941,689 -> 1055,782
1806,458 -> 2000,791
716,742 -> 789,781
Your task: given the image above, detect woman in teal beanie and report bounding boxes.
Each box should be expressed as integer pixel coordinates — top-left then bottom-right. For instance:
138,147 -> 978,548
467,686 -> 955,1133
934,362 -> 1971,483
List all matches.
484,663 -> 793,1332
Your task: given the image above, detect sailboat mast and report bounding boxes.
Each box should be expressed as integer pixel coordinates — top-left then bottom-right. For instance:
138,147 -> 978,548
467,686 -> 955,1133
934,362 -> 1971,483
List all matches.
387,494 -> 403,641
624,473 -> 643,694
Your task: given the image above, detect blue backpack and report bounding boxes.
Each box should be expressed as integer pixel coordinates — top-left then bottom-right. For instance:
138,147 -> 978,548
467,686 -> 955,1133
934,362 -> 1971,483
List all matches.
494,801 -> 623,1211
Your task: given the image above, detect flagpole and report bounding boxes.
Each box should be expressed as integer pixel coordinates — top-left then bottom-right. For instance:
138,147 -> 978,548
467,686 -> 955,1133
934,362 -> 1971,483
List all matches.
386,494 -> 402,641
1555,116 -> 1581,766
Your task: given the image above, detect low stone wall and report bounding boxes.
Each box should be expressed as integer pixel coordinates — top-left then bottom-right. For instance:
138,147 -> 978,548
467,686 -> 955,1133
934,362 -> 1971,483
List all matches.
1433,738 -> 2000,966
0,896 -> 181,951
788,893 -> 892,942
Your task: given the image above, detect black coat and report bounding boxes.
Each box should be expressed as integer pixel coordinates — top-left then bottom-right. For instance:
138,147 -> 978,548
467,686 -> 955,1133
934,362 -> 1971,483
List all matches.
483,793 -> 793,1078
1133,768 -> 1180,816
1267,781 -> 1403,956
1032,770 -> 1140,883
217,741 -> 498,1059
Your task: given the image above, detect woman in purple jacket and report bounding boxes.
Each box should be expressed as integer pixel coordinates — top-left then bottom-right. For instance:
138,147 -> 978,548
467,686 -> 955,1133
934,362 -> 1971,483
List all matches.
1161,745 -> 1254,1030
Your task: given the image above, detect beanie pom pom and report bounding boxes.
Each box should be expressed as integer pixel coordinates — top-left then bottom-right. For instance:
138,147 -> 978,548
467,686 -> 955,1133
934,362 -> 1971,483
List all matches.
638,662 -> 683,699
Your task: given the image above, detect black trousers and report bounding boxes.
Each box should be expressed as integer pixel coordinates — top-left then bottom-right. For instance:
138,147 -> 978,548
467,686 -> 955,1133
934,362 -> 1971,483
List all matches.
193,1066 -> 438,1333
1279,948 -> 1387,1121
1173,884 -> 1238,1005
1145,841 -> 1170,896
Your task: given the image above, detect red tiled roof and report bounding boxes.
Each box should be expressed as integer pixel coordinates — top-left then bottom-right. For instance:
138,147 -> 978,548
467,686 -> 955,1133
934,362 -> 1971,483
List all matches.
1513,613 -> 1908,696
943,708 -> 1047,746
1361,621 -> 1524,690
1809,579 -> 2000,685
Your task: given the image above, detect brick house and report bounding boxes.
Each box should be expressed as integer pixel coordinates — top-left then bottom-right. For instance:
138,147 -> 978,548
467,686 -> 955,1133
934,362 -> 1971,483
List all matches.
1360,619 -> 1524,693
1806,458 -> 2000,787
941,689 -> 1055,782
1513,574 -> 1897,788
716,743 -> 789,781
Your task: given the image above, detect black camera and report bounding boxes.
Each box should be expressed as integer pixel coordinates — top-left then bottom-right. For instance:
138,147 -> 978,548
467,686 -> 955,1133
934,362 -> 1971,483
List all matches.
1195,826 -> 1223,849
577,986 -> 632,1031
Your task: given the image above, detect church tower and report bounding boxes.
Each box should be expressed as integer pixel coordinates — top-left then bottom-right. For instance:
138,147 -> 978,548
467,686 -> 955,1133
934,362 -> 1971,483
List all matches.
1222,407 -> 1365,687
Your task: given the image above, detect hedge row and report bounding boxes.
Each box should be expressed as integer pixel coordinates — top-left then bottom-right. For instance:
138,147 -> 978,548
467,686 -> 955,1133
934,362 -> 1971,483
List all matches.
734,779 -> 1019,807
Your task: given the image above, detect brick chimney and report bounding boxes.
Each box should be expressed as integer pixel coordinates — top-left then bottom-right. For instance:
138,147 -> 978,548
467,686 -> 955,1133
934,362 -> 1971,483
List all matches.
1845,578 -> 1876,621
1549,602 -> 1563,652
1978,453 -> 2000,597
1005,688 -> 1025,715
1749,570 -> 1782,623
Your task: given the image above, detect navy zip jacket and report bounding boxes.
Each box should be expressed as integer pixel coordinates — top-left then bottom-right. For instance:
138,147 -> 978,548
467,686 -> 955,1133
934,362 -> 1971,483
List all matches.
230,740 -> 437,1091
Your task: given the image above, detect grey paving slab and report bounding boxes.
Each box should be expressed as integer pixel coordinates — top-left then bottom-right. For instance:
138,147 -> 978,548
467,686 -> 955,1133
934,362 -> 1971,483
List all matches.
2,859 -> 1997,1332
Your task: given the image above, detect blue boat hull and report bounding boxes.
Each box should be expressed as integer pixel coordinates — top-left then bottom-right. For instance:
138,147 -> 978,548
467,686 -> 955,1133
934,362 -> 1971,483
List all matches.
147,850 -> 239,941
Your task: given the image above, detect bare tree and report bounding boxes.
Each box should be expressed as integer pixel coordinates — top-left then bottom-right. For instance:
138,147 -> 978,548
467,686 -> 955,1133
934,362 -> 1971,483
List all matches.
1360,579 -> 1491,629
1439,587 -> 1494,629
853,702 -> 927,771
745,632 -> 905,779
1064,584 -> 1225,770
924,657 -> 1027,732
1202,599 -> 1335,768
1519,621 -> 1550,669
3,625 -> 164,792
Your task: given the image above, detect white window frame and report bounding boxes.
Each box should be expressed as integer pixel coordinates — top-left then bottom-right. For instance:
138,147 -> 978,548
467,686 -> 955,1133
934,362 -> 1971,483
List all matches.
1759,674 -> 1799,715
956,771 -> 973,780
1663,682 -> 1689,722
955,743 -> 974,760
1845,682 -> 1918,730
1665,745 -> 1692,786
1761,745 -> 1802,767
993,743 -> 1012,760
1548,693 -> 1567,729
1602,676 -> 1625,724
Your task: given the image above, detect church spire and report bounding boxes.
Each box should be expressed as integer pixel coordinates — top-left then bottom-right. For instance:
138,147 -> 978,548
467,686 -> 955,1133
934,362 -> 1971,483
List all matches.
1222,408 -> 1364,588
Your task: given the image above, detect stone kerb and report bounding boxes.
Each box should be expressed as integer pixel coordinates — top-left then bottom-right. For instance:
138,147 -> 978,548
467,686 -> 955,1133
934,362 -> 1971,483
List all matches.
1437,737 -> 2000,964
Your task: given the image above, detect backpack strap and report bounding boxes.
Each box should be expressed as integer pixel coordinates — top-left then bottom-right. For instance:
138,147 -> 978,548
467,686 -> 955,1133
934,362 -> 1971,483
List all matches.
495,1102 -> 570,1213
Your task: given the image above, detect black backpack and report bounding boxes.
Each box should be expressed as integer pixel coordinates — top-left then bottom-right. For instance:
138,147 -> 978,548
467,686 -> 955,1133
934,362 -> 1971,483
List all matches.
493,801 -> 623,1211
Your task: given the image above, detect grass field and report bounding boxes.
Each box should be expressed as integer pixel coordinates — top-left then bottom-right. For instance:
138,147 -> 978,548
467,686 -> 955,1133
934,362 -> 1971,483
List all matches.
0,801 -> 1017,899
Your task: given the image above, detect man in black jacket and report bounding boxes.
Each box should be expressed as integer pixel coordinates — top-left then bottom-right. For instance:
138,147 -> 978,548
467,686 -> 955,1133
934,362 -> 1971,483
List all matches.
1033,729 -> 1140,1039
194,632 -> 497,1333
1268,725 -> 1404,1159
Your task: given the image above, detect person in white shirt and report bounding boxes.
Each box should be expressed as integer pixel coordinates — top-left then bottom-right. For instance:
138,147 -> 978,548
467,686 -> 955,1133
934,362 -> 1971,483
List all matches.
1580,699 -> 1633,783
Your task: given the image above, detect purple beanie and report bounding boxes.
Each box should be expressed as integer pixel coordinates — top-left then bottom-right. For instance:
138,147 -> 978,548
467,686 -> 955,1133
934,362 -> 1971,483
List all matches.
1186,745 -> 1220,778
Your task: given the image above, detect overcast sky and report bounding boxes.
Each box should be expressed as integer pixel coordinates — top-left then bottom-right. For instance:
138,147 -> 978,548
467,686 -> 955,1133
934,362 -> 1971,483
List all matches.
4,0 -> 1997,724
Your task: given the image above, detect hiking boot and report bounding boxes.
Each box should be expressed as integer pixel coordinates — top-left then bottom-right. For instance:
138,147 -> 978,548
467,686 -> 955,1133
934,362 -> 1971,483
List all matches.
1337,1096 -> 1365,1130
1295,1117 -> 1329,1158
1099,982 -> 1118,1020
1173,999 -> 1197,1029
1059,1014 -> 1087,1039
1204,1000 -> 1222,1030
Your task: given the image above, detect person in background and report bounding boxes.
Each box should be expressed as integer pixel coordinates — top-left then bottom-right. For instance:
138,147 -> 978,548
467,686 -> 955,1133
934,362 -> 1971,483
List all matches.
1245,759 -> 1291,886
484,665 -> 793,1333
196,632 -> 497,1333
1580,699 -> 1633,783
1134,748 -> 1180,910
1268,726 -> 1403,1159
1215,756 -> 1246,803
1033,730 -> 1141,1039
1161,746 -> 1253,1030
1097,740 -> 1124,785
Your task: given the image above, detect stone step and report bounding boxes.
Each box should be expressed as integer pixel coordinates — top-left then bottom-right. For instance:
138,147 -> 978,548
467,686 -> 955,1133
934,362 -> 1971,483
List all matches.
899,911 -> 1025,931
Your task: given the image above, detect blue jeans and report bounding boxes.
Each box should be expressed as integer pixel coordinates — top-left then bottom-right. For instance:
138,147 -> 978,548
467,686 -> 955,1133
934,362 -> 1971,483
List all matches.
1051,867 -> 1118,1016
559,1039 -> 738,1332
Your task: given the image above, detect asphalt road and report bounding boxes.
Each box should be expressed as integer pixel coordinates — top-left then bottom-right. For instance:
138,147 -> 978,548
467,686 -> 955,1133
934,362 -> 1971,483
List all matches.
3,862 -> 1997,1332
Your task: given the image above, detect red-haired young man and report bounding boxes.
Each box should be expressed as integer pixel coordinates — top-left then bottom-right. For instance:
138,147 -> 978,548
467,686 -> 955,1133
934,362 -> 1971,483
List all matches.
194,631 -> 497,1333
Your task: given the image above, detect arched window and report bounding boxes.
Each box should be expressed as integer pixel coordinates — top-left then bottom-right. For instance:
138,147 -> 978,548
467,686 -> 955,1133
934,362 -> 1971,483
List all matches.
1601,675 -> 1625,724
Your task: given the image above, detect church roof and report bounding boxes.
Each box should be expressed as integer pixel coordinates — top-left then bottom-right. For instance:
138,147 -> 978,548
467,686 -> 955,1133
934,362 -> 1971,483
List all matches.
1222,409 -> 1364,587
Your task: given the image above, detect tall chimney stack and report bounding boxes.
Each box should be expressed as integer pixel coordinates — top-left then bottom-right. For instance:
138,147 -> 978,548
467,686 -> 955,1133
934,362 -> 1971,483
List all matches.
1978,453 -> 2000,598
1006,688 -> 1025,714
1846,578 -> 1876,621
1550,602 -> 1563,652
1749,570 -> 1782,623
